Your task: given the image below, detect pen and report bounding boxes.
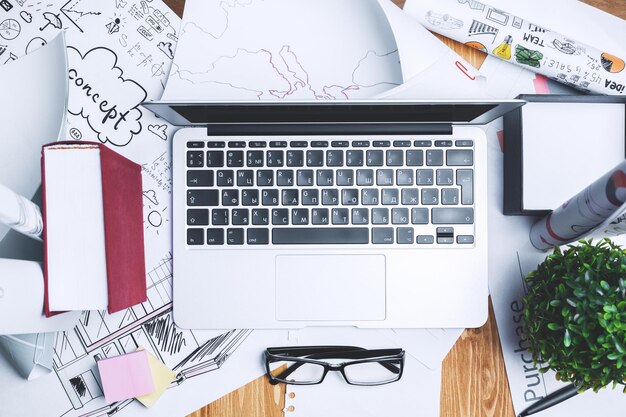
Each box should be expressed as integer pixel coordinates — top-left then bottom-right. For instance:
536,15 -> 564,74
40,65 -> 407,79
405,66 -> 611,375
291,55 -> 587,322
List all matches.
518,383 -> 580,417
0,183 -> 43,241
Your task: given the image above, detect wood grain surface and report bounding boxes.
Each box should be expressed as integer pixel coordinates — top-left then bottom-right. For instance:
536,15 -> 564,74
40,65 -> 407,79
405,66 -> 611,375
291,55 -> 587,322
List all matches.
157,1 -> 626,416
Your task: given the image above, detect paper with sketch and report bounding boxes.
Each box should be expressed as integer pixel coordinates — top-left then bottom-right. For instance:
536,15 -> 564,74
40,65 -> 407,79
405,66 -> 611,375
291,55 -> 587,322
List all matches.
484,118 -> 626,416
0,333 -> 55,380
0,33 -> 66,245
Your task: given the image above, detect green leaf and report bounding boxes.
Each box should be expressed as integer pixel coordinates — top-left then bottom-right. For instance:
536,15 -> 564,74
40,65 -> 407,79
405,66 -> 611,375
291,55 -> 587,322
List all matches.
564,330 -> 572,347
548,323 -> 562,331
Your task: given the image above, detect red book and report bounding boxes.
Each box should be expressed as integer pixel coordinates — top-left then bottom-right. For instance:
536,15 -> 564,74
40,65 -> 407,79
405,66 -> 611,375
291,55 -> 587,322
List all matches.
41,141 -> 146,317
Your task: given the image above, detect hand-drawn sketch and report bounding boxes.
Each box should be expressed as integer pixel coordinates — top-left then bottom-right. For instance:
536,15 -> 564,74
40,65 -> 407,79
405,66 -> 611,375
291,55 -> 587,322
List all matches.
148,123 -> 168,140
157,40 -> 173,58
25,36 -> 47,54
39,12 -> 62,31
60,0 -> 103,33
0,0 -> 13,12
468,19 -> 498,41
0,18 -> 21,40
20,11 -> 33,24
425,11 -> 463,30
486,8 -> 509,26
457,0 -> 484,11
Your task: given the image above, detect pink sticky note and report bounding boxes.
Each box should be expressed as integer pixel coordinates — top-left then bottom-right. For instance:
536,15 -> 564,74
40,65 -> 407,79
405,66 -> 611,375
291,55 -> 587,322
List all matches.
97,350 -> 155,403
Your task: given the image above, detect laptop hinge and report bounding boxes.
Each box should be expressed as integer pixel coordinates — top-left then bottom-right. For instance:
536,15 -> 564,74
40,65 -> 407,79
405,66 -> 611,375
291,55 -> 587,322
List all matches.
206,123 -> 453,136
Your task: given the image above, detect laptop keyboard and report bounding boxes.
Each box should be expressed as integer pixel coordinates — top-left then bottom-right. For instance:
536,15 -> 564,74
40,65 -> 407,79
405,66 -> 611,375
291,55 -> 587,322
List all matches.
185,137 -> 475,246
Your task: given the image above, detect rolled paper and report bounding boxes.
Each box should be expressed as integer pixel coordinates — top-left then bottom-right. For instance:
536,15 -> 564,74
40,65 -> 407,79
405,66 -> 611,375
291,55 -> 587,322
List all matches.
530,160 -> 626,250
404,0 -> 626,95
0,333 -> 55,380
0,183 -> 43,240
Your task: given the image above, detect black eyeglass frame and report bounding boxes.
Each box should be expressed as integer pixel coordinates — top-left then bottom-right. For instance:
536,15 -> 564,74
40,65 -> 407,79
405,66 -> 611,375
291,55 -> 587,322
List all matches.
265,345 -> 405,386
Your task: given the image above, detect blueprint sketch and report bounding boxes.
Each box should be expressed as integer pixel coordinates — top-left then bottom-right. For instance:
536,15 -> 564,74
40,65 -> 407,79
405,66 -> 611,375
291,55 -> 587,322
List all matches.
162,0 -> 403,100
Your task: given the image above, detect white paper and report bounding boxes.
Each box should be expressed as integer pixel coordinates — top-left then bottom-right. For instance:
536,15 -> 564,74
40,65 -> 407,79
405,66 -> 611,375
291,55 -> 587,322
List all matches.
0,333 -> 55,380
0,33 -> 67,245
0,258 -> 81,335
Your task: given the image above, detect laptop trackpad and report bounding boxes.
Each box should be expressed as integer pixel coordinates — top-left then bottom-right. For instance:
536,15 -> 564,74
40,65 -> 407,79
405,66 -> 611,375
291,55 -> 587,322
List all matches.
275,255 -> 386,321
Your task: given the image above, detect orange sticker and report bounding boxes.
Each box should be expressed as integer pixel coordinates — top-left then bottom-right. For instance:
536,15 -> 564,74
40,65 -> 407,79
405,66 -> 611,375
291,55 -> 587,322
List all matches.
601,52 -> 625,73
465,41 -> 487,53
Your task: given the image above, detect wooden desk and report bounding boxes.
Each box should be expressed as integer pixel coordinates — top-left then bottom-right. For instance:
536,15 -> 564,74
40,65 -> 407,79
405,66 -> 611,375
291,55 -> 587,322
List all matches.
156,1 -> 626,416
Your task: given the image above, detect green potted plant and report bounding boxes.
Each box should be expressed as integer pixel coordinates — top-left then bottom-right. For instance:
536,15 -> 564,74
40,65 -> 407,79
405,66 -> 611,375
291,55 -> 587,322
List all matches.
523,238 -> 626,392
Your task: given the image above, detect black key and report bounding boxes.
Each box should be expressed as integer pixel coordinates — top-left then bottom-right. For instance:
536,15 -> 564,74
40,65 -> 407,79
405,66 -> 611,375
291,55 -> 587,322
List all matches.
336,169 -> 354,186
272,228 -> 369,244
397,227 -> 414,244
247,150 -> 264,167
217,170 -> 234,186
457,169 -> 474,205
322,189 -> 339,205
270,141 -> 288,148
249,141 -> 267,148
212,209 -> 229,225
207,141 -> 225,148
382,189 -> 399,205
402,188 -> 419,205
222,189 -> 239,206
386,150 -> 403,166
227,150 -> 244,167
366,150 -> 384,166
272,209 -> 289,225
426,150 -> 443,166
442,188 -> 459,205
436,169 -> 454,185
356,169 -> 374,186
332,141 -> 349,147
290,141 -> 308,148
267,150 -> 284,167
372,227 -> 394,244
372,208 -> 389,224
187,228 -> 204,245
306,150 -> 324,167
277,170 -> 295,186
311,141 -> 329,148
393,140 -> 411,147
342,189 -> 359,205
228,141 -> 246,148
206,151 -> 224,167
362,188 -> 379,205
406,150 -> 423,166
247,228 -> 269,244
287,150 -> 304,167
227,228 -> 244,245
316,170 -> 334,186
237,170 -> 254,187
282,189 -> 299,206
188,190 -> 219,206
232,208 -> 249,225
392,208 -> 409,224
352,140 -> 370,148
241,189 -> 259,206
447,150 -> 473,166
455,140 -> 473,147
187,209 -> 209,226
373,140 -> 390,147
206,228 -> 224,245
437,227 -> 454,237
457,235 -> 475,244
421,188 -> 439,205
187,151 -> 204,167
187,170 -> 213,187
411,208 -> 429,224
187,141 -> 204,148
435,140 -> 453,147
376,169 -> 394,186
252,208 -> 270,225
262,189 -> 279,206
302,189 -> 320,205
297,170 -> 314,186
432,207 -> 474,224
416,169 -> 434,185
414,140 -> 432,147
417,235 -> 434,244
351,208 -> 369,225
312,208 -> 330,225
396,169 -> 413,186
292,208 -> 309,225
438,237 -> 454,244
326,150 -> 344,167
346,150 -> 364,166
257,170 -> 274,186
332,208 -> 349,225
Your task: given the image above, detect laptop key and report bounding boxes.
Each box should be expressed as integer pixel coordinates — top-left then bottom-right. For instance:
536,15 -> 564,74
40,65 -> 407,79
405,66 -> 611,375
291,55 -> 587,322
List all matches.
272,228 -> 369,244
406,150 -> 423,166
326,150 -> 344,167
277,170 -> 294,186
393,140 -> 411,147
455,140 -> 473,147
187,141 -> 204,148
306,150 -> 324,166
366,150 -> 384,166
435,140 -> 453,147
207,141 -> 225,148
416,169 -> 434,185
206,229 -> 224,245
252,209 -> 269,225
226,151 -> 244,167
426,150 -> 443,166
396,169 -> 413,186
401,188 -> 419,205
267,150 -> 284,167
212,209 -> 229,225
352,140 -> 370,147
301,189 -> 319,205
187,228 -> 204,245
247,228 -> 269,245
421,188 -> 439,205
317,170 -> 334,186
249,141 -> 267,148
227,228 -> 244,245
272,209 -> 289,225
372,208 -> 389,224
187,151 -> 204,167
287,150 -> 304,167
417,235 -> 434,244
411,208 -> 429,224
372,227 -> 394,244
342,189 -> 359,205
436,169 -> 454,185
232,209 -> 249,225
187,209 -> 209,226
322,189 -> 339,205
356,169 -> 374,186
432,207 -> 474,224
236,170 -> 254,186
457,235 -> 475,244
217,170 -> 234,186
332,141 -> 349,147
262,189 -> 279,206
414,140 -> 432,147
373,140 -> 390,147
206,151 -> 224,167
442,188 -> 459,205
457,169 -> 474,205
362,188 -> 380,205
376,169 -> 394,186
270,141 -> 288,148
332,208 -> 349,225
297,170 -> 314,186
241,189 -> 259,206
447,150 -> 473,166
221,189 -> 239,206
392,208 -> 409,224
247,150 -> 264,167
382,189 -> 399,205
187,190 -> 219,206
228,141 -> 246,148
292,208 -> 309,225
396,227 -> 414,244
351,208 -> 369,225
290,141 -> 308,148
282,189 -> 299,206
257,170 -> 274,186
386,150 -> 403,166
346,150 -> 364,166
187,170 -> 213,187
312,208 -> 330,225
311,141 -> 329,148
336,169 -> 354,186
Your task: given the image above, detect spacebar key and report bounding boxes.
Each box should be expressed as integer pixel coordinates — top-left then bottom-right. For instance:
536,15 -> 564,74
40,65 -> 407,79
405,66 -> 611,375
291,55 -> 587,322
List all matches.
273,228 -> 369,244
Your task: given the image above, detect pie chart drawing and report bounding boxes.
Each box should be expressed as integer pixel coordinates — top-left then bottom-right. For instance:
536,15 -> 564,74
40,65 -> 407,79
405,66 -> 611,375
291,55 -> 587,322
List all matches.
601,52 -> 625,73
0,19 -> 20,40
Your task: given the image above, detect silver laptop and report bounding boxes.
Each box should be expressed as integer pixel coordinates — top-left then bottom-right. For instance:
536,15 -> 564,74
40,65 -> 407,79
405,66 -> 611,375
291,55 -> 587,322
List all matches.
144,100 -> 523,329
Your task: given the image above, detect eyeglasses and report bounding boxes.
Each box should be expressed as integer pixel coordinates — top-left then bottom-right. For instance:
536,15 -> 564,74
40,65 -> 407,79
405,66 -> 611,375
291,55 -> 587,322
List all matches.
264,345 -> 405,386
